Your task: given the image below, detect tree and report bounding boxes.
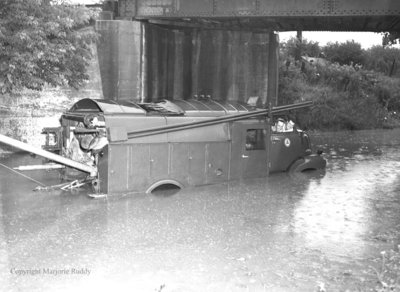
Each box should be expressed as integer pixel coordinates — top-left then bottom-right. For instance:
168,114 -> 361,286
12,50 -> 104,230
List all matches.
363,46 -> 400,77
323,40 -> 365,66
281,37 -> 322,58
382,32 -> 400,47
0,0 -> 99,94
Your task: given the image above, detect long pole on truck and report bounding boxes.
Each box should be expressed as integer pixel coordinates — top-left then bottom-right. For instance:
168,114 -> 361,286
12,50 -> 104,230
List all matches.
0,134 -> 97,176
126,101 -> 313,139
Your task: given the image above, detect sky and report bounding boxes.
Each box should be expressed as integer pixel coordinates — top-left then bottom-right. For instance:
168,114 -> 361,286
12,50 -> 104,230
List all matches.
279,31 -> 395,49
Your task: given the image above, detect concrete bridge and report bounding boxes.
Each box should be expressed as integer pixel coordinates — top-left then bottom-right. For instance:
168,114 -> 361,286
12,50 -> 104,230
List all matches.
96,0 -> 400,105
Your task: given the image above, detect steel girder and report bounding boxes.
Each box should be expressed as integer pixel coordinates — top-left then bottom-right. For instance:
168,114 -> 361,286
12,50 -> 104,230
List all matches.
118,0 -> 400,32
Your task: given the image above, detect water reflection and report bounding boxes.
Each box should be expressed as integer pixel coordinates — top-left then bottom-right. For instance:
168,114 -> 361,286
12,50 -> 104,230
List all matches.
296,129 -> 400,259
294,170 -> 371,257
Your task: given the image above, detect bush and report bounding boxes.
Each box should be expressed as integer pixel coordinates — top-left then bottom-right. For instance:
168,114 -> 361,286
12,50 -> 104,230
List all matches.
323,40 -> 365,66
278,52 -> 393,130
278,38 -> 400,131
0,0 -> 99,93
363,46 -> 400,77
280,37 -> 322,59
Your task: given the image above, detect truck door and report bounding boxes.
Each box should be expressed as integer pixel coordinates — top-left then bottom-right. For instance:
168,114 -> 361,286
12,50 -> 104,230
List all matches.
230,121 -> 269,179
206,142 -> 230,184
242,127 -> 269,178
269,131 -> 305,172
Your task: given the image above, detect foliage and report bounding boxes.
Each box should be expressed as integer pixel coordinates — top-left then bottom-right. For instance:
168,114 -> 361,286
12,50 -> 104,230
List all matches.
0,0 -> 99,93
363,46 -> 400,77
280,37 -> 322,59
323,40 -> 365,66
382,31 -> 400,47
278,44 -> 400,130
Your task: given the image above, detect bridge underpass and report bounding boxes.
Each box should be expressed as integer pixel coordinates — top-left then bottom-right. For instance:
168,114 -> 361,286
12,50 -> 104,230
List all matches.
96,0 -> 400,105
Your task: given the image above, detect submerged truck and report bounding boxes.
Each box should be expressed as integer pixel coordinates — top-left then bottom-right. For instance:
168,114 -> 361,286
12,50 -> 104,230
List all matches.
37,98 -> 326,194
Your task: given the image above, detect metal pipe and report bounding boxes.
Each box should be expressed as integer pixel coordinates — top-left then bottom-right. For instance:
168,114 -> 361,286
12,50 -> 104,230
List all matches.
0,134 -> 97,176
127,101 -> 313,139
14,164 -> 66,171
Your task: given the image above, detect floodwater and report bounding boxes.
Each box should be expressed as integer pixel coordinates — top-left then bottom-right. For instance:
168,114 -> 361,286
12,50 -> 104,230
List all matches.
1,129 -> 400,292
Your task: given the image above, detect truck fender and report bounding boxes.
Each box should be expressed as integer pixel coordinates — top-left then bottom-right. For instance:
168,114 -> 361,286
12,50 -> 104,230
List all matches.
146,179 -> 184,194
288,155 -> 327,172
288,158 -> 307,173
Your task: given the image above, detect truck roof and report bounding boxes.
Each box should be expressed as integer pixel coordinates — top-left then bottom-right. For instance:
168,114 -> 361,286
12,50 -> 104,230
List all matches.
68,98 -> 257,117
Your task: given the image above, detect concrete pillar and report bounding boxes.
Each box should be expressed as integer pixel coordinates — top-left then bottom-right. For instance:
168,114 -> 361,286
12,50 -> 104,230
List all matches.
95,21 -> 279,104
267,32 -> 279,106
95,20 -> 143,101
173,31 -> 184,99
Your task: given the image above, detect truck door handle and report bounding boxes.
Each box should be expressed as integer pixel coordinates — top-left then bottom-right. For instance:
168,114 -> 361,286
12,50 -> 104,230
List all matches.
242,154 -> 249,158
